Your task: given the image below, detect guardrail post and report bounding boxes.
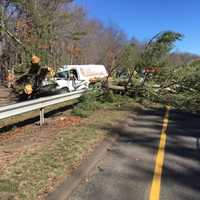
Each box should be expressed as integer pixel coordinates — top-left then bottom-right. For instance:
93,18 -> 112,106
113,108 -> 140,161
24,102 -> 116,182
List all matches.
40,108 -> 45,126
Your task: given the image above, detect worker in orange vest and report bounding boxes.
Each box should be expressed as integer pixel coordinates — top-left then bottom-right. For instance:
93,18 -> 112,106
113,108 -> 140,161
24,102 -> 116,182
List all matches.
6,70 -> 15,88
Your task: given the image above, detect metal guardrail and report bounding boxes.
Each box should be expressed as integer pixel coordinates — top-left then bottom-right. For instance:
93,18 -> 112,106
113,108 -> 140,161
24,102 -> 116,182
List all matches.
0,90 -> 85,125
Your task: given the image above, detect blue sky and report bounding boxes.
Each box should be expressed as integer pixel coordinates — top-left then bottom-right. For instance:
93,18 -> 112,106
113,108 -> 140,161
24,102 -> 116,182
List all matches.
75,0 -> 200,55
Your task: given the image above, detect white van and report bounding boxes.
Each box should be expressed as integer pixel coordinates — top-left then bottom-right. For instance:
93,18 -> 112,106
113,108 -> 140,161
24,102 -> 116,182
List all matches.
54,65 -> 108,92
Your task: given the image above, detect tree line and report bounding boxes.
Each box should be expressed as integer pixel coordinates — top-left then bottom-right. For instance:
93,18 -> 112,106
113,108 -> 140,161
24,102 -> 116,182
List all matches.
0,0 -> 126,75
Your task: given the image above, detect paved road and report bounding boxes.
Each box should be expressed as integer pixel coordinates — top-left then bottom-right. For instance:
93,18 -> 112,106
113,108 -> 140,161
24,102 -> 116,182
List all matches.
161,110 -> 200,200
68,108 -> 200,200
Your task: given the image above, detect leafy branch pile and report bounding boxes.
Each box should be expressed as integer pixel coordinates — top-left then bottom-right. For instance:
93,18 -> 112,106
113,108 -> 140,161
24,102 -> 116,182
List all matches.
114,31 -> 200,112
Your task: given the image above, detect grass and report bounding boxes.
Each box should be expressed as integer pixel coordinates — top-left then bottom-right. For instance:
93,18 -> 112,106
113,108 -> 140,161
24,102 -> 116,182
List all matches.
72,90 -> 134,118
0,102 -> 135,200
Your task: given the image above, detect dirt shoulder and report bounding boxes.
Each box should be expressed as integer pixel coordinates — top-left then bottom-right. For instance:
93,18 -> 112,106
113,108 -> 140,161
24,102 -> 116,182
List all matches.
0,101 -> 139,200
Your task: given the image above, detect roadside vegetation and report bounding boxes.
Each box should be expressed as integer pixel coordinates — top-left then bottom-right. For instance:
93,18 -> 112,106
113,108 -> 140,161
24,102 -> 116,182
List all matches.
72,89 -> 133,118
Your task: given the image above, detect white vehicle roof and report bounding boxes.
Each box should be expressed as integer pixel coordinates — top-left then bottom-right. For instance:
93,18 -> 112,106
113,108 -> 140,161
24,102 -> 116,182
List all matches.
58,64 -> 106,71
57,65 -> 108,81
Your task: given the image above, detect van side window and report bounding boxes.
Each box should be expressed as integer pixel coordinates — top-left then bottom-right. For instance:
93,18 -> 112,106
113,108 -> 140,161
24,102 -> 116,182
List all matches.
70,69 -> 78,80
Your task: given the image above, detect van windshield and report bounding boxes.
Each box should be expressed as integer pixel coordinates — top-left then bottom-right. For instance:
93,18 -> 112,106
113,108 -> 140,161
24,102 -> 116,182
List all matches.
56,71 -> 69,79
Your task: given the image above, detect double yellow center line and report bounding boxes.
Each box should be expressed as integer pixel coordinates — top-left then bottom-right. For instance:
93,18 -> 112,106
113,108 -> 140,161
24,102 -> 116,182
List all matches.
149,106 -> 170,200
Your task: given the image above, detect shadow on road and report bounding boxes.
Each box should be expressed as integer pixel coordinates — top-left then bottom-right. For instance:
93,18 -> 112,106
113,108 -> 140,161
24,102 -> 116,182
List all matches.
100,107 -> 200,199
161,109 -> 200,199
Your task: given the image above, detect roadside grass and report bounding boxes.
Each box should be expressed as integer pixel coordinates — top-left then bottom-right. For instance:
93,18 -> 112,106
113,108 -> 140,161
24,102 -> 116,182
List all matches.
135,98 -> 163,109
72,90 -> 134,118
0,101 -> 135,200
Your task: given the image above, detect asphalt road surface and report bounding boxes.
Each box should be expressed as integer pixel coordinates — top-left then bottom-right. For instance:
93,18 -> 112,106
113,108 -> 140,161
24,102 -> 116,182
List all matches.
68,107 -> 200,200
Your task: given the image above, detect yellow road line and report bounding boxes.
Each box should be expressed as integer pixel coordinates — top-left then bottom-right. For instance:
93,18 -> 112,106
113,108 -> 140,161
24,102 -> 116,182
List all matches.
149,106 -> 170,200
